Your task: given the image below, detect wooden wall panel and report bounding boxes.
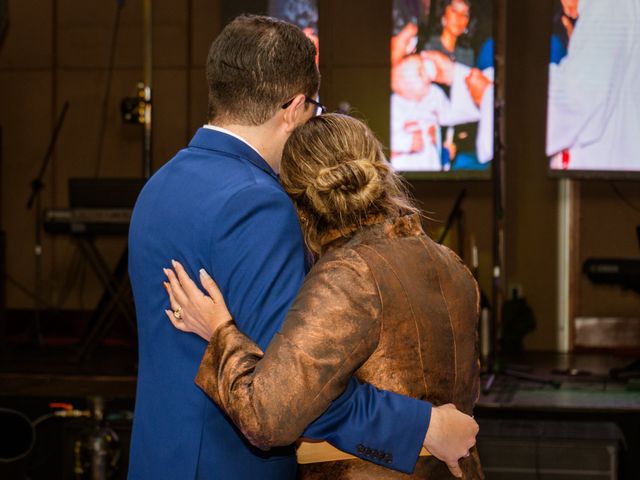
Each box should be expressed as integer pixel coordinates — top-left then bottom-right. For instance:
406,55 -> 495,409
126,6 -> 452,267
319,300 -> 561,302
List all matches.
504,0 -> 558,350
578,181 -> 640,318
189,67 -> 209,133
153,69 -> 188,168
153,0 -> 188,69
0,71 -> 52,308
319,0 -> 390,67
54,70 -> 143,185
57,0 -> 143,69
191,0 -> 221,67
1,0 -> 637,351
0,0 -> 52,69
0,1 -> 199,310
321,66 -> 391,146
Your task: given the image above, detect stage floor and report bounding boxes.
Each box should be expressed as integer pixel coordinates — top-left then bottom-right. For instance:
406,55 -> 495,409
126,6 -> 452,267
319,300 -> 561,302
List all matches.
478,352 -> 640,413
1,346 -> 639,479
0,344 -> 136,398
2,346 -> 639,407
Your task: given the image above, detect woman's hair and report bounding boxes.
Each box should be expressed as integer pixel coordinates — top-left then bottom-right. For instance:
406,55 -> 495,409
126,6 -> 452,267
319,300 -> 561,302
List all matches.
280,114 -> 419,254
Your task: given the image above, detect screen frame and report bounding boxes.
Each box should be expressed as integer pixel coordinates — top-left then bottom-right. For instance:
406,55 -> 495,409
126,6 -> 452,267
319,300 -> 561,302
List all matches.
399,168 -> 492,181
548,168 -> 640,180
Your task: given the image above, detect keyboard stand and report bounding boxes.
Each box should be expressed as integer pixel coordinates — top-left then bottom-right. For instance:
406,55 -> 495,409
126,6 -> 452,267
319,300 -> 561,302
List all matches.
73,238 -> 136,362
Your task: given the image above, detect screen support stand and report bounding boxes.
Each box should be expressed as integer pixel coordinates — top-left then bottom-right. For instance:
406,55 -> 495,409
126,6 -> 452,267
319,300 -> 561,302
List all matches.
556,178 -> 578,352
481,0 -> 559,393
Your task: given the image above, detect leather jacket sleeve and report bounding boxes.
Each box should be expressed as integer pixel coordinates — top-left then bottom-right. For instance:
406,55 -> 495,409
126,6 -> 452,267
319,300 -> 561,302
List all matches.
195,248 -> 382,450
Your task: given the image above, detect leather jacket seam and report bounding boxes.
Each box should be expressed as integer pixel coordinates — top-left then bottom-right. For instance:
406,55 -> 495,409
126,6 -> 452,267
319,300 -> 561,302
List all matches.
418,237 -> 459,398
356,243 -> 430,398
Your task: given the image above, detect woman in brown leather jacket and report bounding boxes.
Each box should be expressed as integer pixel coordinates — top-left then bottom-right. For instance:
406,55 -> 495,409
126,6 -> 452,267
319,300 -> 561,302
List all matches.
165,114 -> 483,479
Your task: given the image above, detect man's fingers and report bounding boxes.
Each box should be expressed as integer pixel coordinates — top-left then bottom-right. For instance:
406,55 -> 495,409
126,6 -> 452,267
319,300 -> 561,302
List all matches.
423,403 -> 478,476
171,260 -> 203,300
199,269 -> 224,304
446,461 -> 463,478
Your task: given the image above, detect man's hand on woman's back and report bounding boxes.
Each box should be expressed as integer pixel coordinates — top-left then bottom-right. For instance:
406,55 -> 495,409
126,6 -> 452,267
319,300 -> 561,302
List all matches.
423,404 -> 479,478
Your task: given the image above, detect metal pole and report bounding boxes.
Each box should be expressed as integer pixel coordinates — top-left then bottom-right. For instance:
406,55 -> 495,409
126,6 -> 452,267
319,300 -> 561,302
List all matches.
490,0 -> 507,368
556,178 -> 575,352
142,0 -> 153,178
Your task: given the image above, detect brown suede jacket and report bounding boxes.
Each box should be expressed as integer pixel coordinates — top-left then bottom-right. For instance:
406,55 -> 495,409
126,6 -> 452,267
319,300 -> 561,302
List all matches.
195,214 -> 483,479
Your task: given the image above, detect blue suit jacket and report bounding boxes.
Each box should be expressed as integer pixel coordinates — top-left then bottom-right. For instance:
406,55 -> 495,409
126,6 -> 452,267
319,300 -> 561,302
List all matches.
127,128 -> 431,479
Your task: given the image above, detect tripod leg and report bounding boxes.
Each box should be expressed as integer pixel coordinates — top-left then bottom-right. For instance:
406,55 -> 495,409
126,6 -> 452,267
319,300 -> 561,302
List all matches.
482,372 -> 496,394
75,294 -> 119,362
503,368 -> 561,388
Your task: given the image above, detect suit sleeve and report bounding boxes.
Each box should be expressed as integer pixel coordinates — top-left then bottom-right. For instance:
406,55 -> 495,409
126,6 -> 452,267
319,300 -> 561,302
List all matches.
207,187 -> 430,473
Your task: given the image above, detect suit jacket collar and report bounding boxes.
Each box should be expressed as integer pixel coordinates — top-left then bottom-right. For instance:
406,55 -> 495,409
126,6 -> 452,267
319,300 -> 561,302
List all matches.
188,127 -> 278,181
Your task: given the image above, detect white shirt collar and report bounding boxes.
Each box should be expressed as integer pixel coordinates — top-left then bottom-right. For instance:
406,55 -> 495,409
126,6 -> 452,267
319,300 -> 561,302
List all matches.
202,124 -> 262,157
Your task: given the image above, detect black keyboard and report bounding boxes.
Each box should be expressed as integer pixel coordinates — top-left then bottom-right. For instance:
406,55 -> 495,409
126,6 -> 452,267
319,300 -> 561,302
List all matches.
583,258 -> 640,294
43,208 -> 132,235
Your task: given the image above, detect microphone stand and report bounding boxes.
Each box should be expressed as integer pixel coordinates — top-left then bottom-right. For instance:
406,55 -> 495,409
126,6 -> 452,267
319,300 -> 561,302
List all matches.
26,100 -> 69,345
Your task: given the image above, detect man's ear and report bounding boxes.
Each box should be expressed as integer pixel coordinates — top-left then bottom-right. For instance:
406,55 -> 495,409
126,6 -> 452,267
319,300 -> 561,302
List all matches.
282,94 -> 307,133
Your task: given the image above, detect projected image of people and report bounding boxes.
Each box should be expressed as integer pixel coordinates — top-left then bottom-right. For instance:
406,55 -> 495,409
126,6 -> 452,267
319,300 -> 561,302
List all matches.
391,0 -> 493,173
547,0 -> 640,172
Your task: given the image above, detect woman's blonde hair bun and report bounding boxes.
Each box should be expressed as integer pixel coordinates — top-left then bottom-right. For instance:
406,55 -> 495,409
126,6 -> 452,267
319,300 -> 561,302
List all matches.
306,158 -> 383,218
280,113 -> 417,254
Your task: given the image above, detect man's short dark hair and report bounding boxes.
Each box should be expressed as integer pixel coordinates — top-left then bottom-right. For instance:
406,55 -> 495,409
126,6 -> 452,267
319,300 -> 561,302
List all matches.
206,15 -> 320,126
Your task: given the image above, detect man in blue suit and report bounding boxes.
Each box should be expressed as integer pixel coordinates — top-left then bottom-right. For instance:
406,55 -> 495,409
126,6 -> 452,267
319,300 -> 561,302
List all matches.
128,15 -> 478,479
